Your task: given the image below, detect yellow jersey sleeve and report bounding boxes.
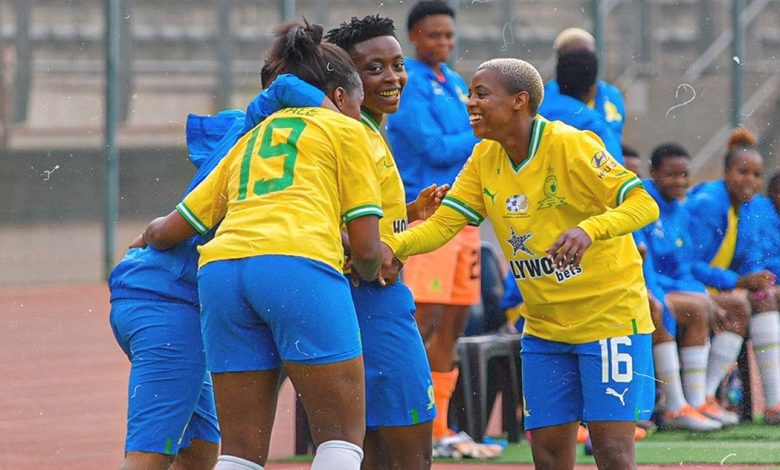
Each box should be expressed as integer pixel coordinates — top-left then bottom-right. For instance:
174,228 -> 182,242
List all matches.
336,123 -> 384,223
440,151 -> 487,225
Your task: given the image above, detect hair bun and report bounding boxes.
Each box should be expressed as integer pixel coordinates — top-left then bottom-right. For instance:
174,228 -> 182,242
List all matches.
727,127 -> 757,150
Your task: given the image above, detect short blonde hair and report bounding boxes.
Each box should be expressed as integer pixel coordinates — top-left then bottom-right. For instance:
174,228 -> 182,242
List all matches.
553,27 -> 595,55
476,58 -> 544,115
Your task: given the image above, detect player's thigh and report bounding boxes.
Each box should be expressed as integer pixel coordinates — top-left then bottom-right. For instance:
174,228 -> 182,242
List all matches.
378,422 -> 433,470
578,334 -> 655,423
520,335 -> 582,430
285,356 -> 367,446
352,281 -> 436,429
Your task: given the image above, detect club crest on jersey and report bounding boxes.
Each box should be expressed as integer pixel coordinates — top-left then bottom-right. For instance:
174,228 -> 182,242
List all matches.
537,174 -> 567,209
430,80 -> 445,95
508,256 -> 584,283
506,227 -> 534,257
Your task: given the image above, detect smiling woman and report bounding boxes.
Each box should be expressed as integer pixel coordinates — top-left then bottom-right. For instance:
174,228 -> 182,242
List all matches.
382,57 -> 660,469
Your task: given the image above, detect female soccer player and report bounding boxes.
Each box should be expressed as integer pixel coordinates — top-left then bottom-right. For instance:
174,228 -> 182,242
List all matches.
135,22 -> 384,470
642,142 -> 750,429
385,2 -> 488,456
383,58 -> 659,469
686,128 -> 780,424
326,14 -> 442,468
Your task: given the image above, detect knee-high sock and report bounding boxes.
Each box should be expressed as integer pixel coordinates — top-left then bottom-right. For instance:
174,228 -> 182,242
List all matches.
680,344 -> 710,407
705,331 -> 744,398
431,369 -> 459,440
311,440 -> 363,470
751,311 -> 780,408
654,341 -> 688,413
214,455 -> 264,470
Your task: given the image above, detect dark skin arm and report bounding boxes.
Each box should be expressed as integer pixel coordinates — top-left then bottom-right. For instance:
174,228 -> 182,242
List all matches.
346,215 -> 382,281
129,210 -> 198,250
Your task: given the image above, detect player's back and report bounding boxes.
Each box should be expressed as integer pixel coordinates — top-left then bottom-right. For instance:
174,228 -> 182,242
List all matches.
184,106 -> 381,271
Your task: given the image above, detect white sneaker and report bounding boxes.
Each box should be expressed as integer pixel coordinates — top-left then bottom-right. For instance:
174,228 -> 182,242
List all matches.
432,431 -> 503,459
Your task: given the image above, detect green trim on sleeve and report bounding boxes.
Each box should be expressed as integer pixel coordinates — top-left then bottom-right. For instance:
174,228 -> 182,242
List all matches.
342,204 -> 384,223
176,202 -> 209,235
441,196 -> 484,225
616,177 -> 642,206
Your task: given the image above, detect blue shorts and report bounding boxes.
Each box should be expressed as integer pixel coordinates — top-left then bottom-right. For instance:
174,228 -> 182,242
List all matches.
521,334 -> 655,431
199,255 -> 362,372
110,299 -> 219,455
351,280 -> 436,429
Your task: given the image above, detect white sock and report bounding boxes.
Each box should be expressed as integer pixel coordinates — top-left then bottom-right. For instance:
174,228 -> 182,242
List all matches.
705,331 -> 744,398
214,455 -> 264,470
654,341 -> 688,413
312,440 -> 363,470
680,344 -> 710,407
751,311 -> 780,408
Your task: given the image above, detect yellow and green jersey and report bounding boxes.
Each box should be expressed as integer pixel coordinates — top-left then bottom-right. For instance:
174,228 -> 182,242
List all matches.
360,111 -> 410,263
390,118 -> 656,343
178,107 -> 383,271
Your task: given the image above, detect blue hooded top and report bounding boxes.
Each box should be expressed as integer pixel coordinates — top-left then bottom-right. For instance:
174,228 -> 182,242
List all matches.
640,179 -> 708,294
545,79 -> 625,140
386,57 -> 479,203
685,180 -> 768,290
108,75 -> 324,304
537,91 -> 624,164
752,193 -> 780,279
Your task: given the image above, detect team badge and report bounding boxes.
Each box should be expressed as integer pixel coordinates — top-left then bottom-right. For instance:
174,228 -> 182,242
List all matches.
506,227 -> 534,257
537,174 -> 567,209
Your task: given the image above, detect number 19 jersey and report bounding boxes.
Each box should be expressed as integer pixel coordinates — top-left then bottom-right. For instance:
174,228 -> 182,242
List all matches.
178,107 -> 383,271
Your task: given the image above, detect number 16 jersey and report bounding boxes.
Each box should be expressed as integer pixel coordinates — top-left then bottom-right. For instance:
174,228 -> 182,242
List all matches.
178,107 -> 383,271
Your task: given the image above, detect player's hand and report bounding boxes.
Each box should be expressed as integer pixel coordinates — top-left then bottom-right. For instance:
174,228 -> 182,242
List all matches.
377,242 -> 400,286
129,232 -> 147,249
546,227 -> 592,269
412,184 -> 450,222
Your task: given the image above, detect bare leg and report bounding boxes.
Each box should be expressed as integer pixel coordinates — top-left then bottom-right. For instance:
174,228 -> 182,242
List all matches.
378,422 -> 433,470
529,421 -> 579,470
120,452 -> 173,470
424,304 -> 471,372
284,356 -> 366,447
588,421 -> 637,469
211,369 -> 282,466
172,439 -> 219,470
362,430 -> 387,470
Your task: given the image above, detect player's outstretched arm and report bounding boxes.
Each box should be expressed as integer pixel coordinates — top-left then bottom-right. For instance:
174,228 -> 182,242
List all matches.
134,210 -> 198,251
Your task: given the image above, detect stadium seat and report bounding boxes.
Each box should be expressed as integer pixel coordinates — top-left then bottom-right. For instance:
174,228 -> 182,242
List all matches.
454,333 -> 523,443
